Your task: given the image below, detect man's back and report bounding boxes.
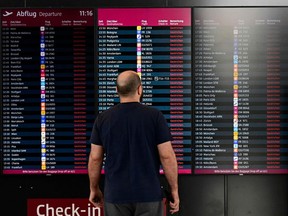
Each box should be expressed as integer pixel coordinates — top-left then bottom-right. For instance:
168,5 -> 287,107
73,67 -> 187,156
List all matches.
90,102 -> 172,203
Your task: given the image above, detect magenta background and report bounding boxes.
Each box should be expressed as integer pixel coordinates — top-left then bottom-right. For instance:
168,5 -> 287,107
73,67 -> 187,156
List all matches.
98,8 -> 191,26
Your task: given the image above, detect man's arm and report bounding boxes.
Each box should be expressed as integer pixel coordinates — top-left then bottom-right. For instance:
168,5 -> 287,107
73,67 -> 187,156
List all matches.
88,143 -> 104,207
157,141 -> 180,214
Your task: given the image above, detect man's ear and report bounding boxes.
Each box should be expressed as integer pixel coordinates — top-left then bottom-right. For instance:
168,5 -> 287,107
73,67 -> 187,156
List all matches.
137,85 -> 142,95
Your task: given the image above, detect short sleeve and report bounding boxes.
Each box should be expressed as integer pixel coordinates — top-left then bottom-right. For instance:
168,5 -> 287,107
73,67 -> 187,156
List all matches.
155,111 -> 173,145
89,116 -> 103,146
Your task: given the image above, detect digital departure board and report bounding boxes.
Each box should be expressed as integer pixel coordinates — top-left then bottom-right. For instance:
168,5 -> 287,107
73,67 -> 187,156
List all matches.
1,9 -> 95,174
97,8 -> 192,174
193,8 -> 288,174
1,7 -> 288,175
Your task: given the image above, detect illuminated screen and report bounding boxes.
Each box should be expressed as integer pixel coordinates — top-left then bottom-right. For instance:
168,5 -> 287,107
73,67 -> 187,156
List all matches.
1,9 -> 95,174
96,8 -> 192,174
193,8 -> 288,174
1,7 -> 288,175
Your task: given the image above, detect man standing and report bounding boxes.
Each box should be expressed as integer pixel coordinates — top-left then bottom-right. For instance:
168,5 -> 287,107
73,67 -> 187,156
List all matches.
88,70 -> 180,215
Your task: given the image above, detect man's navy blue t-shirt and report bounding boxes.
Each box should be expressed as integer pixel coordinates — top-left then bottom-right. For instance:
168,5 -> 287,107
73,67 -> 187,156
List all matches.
90,102 -> 172,203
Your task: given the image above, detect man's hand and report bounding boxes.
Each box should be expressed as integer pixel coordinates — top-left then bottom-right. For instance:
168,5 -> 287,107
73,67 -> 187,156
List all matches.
89,187 -> 104,207
169,190 -> 180,214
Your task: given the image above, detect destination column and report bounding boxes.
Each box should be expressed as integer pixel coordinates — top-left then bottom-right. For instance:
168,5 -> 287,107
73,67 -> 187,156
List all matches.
194,16 -> 234,173
1,13 -> 41,173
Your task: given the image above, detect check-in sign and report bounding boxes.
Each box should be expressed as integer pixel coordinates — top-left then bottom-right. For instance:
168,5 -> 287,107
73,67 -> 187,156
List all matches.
27,198 -> 103,216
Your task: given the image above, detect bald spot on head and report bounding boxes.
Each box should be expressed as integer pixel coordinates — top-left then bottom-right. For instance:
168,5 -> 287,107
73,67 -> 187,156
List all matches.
116,70 -> 141,97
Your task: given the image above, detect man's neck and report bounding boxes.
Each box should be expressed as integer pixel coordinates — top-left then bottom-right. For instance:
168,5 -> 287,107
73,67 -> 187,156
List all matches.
120,97 -> 139,103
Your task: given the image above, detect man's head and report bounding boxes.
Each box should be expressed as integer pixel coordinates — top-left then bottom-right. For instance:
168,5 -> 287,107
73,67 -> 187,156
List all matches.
116,70 -> 142,102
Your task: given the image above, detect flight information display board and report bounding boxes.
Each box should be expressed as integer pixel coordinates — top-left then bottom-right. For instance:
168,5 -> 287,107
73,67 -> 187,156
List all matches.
1,7 -> 287,175
193,8 -> 288,174
97,8 -> 192,174
1,9 -> 95,174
